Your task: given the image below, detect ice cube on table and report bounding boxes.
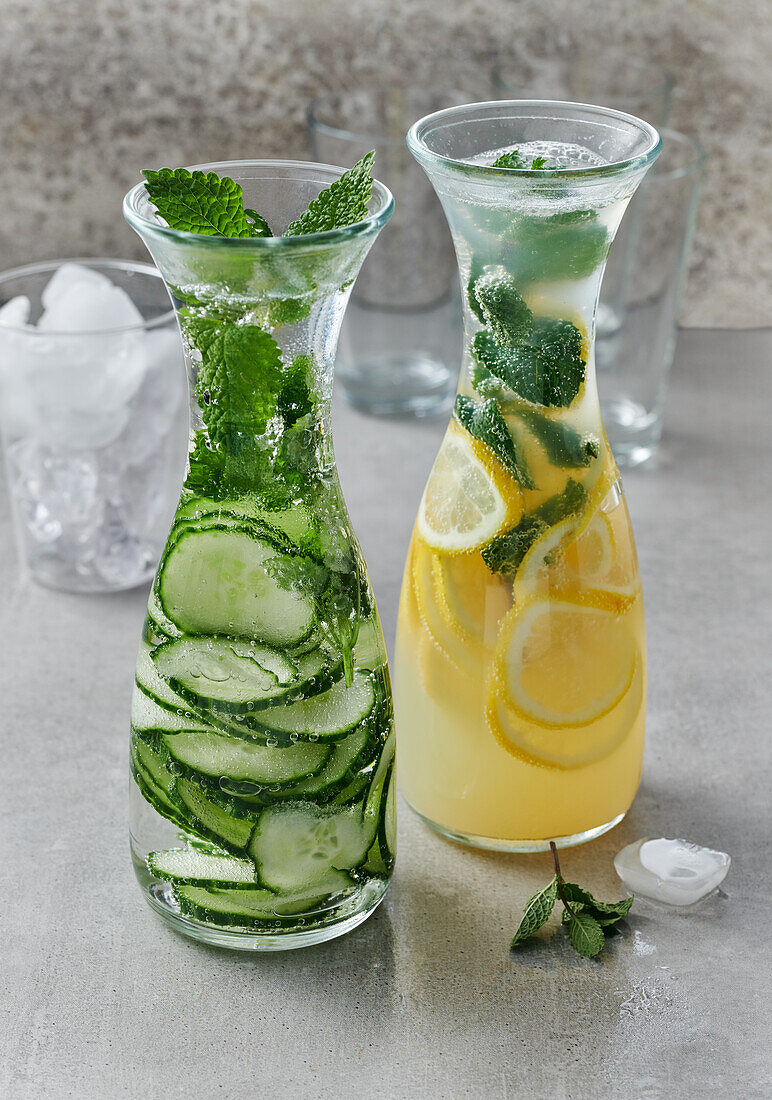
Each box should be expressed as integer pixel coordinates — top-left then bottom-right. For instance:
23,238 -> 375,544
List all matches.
614,837 -> 731,907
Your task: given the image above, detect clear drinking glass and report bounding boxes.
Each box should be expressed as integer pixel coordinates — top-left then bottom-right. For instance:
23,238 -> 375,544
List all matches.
492,52 -> 673,341
0,259 -> 187,592
308,89 -> 461,417
124,160 -> 396,950
396,101 -> 660,850
596,130 -> 706,466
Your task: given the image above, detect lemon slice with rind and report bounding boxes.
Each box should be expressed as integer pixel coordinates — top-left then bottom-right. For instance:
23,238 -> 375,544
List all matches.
417,425 -> 521,553
432,551 -> 511,646
487,654 -> 644,769
496,596 -> 639,730
412,538 -> 486,674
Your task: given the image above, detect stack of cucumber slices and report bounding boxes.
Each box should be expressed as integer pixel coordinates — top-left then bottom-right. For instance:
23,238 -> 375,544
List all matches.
131,497 -> 395,931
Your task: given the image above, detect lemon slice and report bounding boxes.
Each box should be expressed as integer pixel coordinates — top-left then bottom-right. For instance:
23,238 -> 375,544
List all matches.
433,551 -> 511,646
497,596 -> 639,729
487,655 -> 644,769
417,425 -> 521,553
413,539 -> 485,673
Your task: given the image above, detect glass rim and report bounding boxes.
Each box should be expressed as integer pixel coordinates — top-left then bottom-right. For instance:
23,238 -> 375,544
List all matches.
406,99 -> 662,180
307,89 -> 467,147
0,257 -> 175,338
491,56 -> 674,100
650,128 -> 706,182
123,158 -> 395,250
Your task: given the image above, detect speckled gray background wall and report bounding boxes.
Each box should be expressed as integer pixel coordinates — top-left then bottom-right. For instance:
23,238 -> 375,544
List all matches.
1,0 -> 769,326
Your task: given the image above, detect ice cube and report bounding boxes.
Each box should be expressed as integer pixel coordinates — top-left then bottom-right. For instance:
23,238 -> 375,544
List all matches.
40,263 -> 114,311
614,837 -> 731,907
0,295 -> 32,327
92,502 -> 151,588
38,266 -> 143,333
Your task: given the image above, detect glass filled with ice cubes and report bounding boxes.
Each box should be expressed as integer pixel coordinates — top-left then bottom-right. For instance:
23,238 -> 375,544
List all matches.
0,259 -> 188,592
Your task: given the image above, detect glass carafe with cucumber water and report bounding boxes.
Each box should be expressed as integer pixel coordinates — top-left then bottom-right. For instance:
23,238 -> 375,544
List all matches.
123,159 -> 396,949
396,103 -> 661,850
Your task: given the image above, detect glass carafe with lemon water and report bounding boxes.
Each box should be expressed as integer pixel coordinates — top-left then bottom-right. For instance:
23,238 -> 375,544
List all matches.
396,102 -> 661,850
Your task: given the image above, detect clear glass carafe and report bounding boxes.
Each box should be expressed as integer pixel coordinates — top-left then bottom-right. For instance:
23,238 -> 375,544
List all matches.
396,103 -> 661,851
124,161 -> 396,949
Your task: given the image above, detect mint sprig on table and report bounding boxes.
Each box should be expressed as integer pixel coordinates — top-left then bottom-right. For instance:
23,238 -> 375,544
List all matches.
511,842 -> 633,958
142,152 -> 375,239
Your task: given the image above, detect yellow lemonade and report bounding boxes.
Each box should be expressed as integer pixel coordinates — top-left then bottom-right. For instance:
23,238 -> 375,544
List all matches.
395,402 -> 646,847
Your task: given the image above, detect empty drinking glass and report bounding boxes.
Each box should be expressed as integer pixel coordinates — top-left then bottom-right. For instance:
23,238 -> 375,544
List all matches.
308,89 -> 462,416
0,259 -> 188,591
595,130 -> 705,466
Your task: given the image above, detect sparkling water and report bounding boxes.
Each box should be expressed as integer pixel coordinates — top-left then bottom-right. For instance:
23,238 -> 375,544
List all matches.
0,264 -> 187,591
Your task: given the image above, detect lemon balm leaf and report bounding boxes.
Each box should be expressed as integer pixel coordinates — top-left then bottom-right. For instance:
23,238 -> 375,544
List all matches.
455,395 -> 535,490
567,910 -> 605,957
510,878 -> 558,947
142,168 -> 268,238
284,151 -> 376,236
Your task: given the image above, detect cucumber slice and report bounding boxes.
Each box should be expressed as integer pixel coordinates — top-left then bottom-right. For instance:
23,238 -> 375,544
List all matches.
162,729 -> 331,787
246,671 -> 376,741
135,641 -> 195,714
173,878 -> 350,928
148,847 -> 258,888
248,801 -> 373,892
174,776 -> 255,851
152,637 -> 298,711
131,687 -> 211,735
159,525 -> 314,645
361,763 -> 396,877
175,497 -> 312,545
363,729 -> 395,841
134,735 -> 174,795
225,724 -> 375,804
146,584 -> 181,640
131,739 -> 191,831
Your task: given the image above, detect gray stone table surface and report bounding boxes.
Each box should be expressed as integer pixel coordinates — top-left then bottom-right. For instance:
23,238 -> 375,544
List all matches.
1,329 -> 771,1099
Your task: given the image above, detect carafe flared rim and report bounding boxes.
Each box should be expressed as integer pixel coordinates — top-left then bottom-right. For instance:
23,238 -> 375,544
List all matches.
407,100 -> 662,182
123,158 -> 394,251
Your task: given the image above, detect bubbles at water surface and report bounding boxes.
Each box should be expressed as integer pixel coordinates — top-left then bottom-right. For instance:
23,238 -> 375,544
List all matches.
467,141 -> 609,170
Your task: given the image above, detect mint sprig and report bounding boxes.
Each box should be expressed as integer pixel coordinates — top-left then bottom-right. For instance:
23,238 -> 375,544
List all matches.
471,320 -> 586,409
143,152 -> 376,239
511,843 -> 633,959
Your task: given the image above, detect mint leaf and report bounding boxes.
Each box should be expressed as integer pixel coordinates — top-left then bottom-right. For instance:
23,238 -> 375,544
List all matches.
482,478 -> 586,576
454,395 -> 534,490
472,318 -> 586,408
183,317 -> 284,448
185,430 -> 225,495
284,151 -> 375,237
510,878 -> 558,947
277,354 -> 315,429
142,168 -> 267,238
493,149 -> 526,169
517,409 -> 599,469
472,269 -> 533,345
561,883 -> 633,922
511,210 -> 610,283
567,910 -> 605,958
243,209 -> 273,237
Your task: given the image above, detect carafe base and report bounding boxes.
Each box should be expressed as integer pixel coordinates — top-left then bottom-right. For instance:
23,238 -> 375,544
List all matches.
408,803 -> 626,853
